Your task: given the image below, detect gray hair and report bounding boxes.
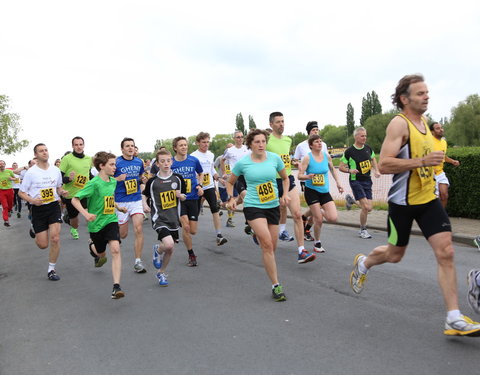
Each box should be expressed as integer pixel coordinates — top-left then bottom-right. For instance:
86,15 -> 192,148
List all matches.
353,127 -> 367,137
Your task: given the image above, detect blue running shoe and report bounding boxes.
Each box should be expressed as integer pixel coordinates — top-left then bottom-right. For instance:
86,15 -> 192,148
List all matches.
279,230 -> 294,242
252,233 -> 259,246
156,272 -> 169,287
152,244 -> 163,269
297,250 -> 316,264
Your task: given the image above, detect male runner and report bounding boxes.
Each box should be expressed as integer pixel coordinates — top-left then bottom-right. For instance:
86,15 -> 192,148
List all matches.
0,160 -> 15,226
19,143 -> 68,280
114,137 -> 146,273
59,136 -> 92,239
349,74 -> 480,336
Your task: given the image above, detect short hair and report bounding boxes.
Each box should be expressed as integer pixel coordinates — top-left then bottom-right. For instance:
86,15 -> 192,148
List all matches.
269,112 -> 283,123
196,132 -> 210,143
156,149 -> 172,162
233,130 -> 243,137
71,136 -> 84,146
93,151 -> 116,170
353,127 -> 367,137
429,122 -> 440,131
120,137 -> 135,149
245,129 -> 269,149
28,159 -> 36,167
33,143 -> 46,154
391,74 -> 425,110
308,134 -> 322,149
172,136 -> 187,153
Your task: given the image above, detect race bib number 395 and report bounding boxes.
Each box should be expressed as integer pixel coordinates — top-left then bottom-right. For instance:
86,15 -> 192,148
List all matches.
40,188 -> 55,203
124,179 -> 138,195
256,181 -> 276,203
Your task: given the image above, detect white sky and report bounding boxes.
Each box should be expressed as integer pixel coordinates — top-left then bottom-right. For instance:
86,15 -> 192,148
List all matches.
1,0 -> 479,165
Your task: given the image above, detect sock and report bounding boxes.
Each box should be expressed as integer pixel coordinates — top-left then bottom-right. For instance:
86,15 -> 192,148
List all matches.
135,258 -> 141,263
298,246 -> 305,254
360,226 -> 367,231
279,224 -> 286,233
48,263 -> 56,272
447,309 -> 462,321
272,283 -> 279,289
188,249 -> 194,256
216,229 -> 222,235
305,224 -> 312,232
358,259 -> 368,274
228,210 -> 234,218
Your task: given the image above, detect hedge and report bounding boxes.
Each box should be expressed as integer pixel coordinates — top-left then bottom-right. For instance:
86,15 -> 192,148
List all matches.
444,147 -> 480,219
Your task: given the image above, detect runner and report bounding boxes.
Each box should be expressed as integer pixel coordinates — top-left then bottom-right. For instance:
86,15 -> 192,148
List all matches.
215,144 -> 233,225
467,269 -> 480,314
59,136 -> 93,240
192,132 -> 228,246
297,135 -> 344,254
10,163 -> 23,218
226,129 -> 290,301
349,74 -> 480,336
114,137 -> 147,273
339,127 -> 380,239
430,122 -> 460,207
0,160 -> 15,226
72,151 -> 126,299
19,143 -> 68,280
171,136 -> 204,267
142,149 -> 187,286
267,112 -> 316,264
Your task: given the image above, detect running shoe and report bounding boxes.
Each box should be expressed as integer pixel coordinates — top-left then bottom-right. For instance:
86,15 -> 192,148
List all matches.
244,224 -> 253,236
226,218 -> 235,227
313,241 -> 326,253
29,227 -> 35,238
272,284 -> 287,302
297,250 -> 316,264
4,221 -> 10,227
152,244 -> 163,269
474,236 -> 480,251
345,194 -> 355,210
304,230 -> 314,241
70,227 -> 79,240
88,239 -> 97,258
134,260 -> 147,273
187,254 -> 197,267
216,235 -> 228,246
359,229 -> 372,239
156,272 -> 169,287
95,256 -> 107,268
350,253 -> 368,294
279,230 -> 294,242
467,269 -> 480,314
47,270 -> 60,281
218,210 -> 223,217
62,210 -> 70,225
444,315 -> 480,337
252,233 -> 259,246
17,212 -> 21,218
111,285 -> 125,299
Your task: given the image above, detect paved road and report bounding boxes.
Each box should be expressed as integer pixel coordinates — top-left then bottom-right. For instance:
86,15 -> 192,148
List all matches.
1,213 -> 480,375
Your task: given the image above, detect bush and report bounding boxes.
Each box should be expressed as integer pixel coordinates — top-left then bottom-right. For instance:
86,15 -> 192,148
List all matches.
444,147 -> 480,219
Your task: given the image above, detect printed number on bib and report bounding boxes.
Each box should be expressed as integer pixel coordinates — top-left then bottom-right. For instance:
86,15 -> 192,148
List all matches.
359,160 -> 371,174
103,196 -> 115,214
202,173 -> 210,186
280,154 -> 291,169
0,180 -> 7,187
124,179 -> 137,195
225,164 -> 231,174
256,181 -> 276,203
14,178 -> 21,184
185,179 -> 191,194
160,190 -> 177,209
73,174 -> 87,188
312,174 -> 325,186
40,188 -> 55,203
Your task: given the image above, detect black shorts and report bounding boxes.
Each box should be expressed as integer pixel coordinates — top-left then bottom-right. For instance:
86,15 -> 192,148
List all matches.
243,206 -> 280,225
62,197 -> 87,219
90,222 -> 121,253
276,175 -> 296,198
218,186 -> 239,203
304,187 -> 333,206
200,187 -> 219,214
236,175 -> 247,194
180,199 -> 200,221
300,181 -> 306,192
156,227 -> 180,241
349,179 -> 372,200
387,199 -> 451,247
31,201 -> 62,233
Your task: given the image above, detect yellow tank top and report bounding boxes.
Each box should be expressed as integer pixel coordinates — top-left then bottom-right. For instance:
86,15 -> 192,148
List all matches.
432,136 -> 447,175
387,114 -> 436,205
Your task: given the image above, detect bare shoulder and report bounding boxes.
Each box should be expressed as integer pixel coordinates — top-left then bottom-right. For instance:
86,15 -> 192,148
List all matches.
386,115 -> 409,140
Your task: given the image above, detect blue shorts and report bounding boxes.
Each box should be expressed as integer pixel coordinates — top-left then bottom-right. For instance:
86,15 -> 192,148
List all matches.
218,186 -> 238,203
276,175 -> 296,198
349,179 -> 372,200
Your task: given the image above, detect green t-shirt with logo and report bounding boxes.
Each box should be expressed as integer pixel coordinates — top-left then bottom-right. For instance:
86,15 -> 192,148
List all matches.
60,153 -> 92,197
74,176 -> 118,233
266,135 -> 292,177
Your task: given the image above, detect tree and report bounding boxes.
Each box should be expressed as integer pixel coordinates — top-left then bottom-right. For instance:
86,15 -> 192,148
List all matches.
360,90 -> 382,126
346,103 -> 355,137
363,110 -> 398,152
0,95 -> 29,154
320,125 -> 347,148
290,132 -> 308,153
210,133 -> 232,157
236,113 -> 245,135
445,94 -> 480,146
248,115 -> 257,131
154,138 -> 174,153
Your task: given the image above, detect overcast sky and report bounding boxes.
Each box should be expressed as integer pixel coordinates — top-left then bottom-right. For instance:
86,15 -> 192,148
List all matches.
1,0 -> 479,165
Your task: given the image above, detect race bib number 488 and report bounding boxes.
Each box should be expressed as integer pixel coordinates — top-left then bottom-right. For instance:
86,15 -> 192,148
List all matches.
256,181 -> 276,203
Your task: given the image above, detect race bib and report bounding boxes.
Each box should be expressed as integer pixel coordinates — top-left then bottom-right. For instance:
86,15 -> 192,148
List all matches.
359,160 -> 371,174
73,174 -> 87,189
40,188 -> 55,203
256,181 -> 276,203
160,190 -> 177,209
312,174 -> 325,186
14,178 -> 21,184
185,179 -> 191,194
0,180 -> 7,187
280,154 -> 291,169
225,164 -> 231,174
417,165 -> 433,187
202,173 -> 210,186
124,179 -> 138,195
103,196 -> 115,214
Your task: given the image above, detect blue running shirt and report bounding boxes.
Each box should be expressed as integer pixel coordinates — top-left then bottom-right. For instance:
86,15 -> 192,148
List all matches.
114,156 -> 145,202
171,155 -> 203,200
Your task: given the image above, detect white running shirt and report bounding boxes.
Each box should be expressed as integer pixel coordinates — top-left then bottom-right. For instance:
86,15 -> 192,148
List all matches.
294,139 -> 328,161
20,165 -> 62,205
191,149 -> 217,190
222,145 -> 250,175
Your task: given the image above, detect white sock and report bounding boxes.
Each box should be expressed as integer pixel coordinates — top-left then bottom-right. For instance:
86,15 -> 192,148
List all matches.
216,229 -> 222,235
272,283 -> 279,289
358,259 -> 368,274
279,224 -> 286,232
447,309 -> 462,321
298,246 -> 304,254
135,258 -> 141,263
48,263 -> 56,272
